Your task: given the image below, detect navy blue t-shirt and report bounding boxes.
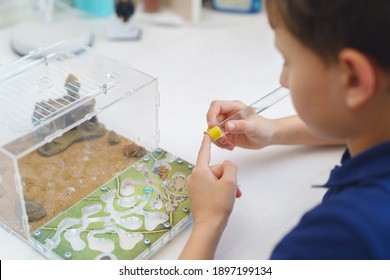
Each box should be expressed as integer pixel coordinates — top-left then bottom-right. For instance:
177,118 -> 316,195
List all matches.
270,141 -> 390,259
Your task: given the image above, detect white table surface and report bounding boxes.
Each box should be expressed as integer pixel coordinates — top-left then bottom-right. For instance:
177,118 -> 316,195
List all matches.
0,7 -> 344,260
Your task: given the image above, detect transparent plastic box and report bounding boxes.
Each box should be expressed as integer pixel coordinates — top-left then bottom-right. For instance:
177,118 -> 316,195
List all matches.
0,42 -> 192,260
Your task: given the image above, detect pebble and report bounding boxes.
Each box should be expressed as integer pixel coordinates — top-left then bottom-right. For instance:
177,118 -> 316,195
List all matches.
123,143 -> 147,158
67,187 -> 76,196
25,200 -> 47,222
107,131 -> 120,145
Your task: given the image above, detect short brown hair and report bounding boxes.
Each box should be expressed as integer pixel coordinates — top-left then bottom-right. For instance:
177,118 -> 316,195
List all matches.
265,0 -> 390,69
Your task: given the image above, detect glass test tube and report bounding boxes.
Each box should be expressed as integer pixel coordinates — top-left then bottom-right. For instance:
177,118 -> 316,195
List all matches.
206,87 -> 289,142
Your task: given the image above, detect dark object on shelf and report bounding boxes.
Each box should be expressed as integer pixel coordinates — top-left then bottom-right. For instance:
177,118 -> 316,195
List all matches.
115,0 -> 136,22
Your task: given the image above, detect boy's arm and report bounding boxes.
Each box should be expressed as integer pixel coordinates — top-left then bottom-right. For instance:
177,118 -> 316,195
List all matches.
207,99 -> 344,151
271,115 -> 344,145
215,115 -> 344,150
179,135 -> 239,259
179,222 -> 224,260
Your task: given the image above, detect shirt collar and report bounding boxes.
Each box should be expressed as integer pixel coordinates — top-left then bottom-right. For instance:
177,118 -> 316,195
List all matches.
322,141 -> 390,189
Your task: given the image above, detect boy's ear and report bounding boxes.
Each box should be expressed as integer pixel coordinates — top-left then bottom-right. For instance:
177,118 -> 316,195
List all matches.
339,49 -> 376,109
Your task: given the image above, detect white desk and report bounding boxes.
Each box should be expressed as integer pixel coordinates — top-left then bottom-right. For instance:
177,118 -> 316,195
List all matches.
0,8 -> 344,260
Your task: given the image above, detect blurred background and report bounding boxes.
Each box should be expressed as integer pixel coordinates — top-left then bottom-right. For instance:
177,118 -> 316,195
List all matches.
0,0 -> 263,56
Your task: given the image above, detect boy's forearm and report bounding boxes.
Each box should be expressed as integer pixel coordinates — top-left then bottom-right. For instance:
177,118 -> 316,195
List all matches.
179,223 -> 224,260
272,115 -> 344,146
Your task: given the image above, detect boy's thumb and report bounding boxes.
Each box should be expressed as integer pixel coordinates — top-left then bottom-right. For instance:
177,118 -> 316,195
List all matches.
226,120 -> 251,135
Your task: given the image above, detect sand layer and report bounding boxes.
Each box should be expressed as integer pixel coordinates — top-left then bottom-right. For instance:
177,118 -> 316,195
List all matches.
18,130 -> 148,231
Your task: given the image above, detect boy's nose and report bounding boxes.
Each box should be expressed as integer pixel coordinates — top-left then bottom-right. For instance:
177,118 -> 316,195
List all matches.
279,64 -> 289,88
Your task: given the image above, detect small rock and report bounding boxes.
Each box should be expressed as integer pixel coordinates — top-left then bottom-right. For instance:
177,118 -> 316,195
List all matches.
80,121 -> 97,132
107,131 -> 120,145
123,143 -> 148,158
25,200 -> 47,223
67,187 -> 76,196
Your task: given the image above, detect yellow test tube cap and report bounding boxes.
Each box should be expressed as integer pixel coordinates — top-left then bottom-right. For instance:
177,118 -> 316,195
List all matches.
206,126 -> 223,142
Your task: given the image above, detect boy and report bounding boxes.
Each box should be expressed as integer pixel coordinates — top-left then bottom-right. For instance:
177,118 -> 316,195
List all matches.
179,0 -> 390,259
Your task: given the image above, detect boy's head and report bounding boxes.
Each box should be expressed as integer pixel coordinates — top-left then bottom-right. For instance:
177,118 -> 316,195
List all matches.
265,0 -> 390,69
264,0 -> 390,153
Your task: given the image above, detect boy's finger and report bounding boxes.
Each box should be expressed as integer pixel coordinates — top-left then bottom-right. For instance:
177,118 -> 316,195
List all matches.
207,101 -> 245,127
210,164 -> 223,178
236,186 -> 242,198
196,134 -> 212,167
221,160 -> 237,180
221,161 -> 240,197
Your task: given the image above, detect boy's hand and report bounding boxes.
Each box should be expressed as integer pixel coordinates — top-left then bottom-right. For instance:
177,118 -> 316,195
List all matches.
186,134 -> 240,231
180,134 -> 241,259
207,100 -> 275,150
